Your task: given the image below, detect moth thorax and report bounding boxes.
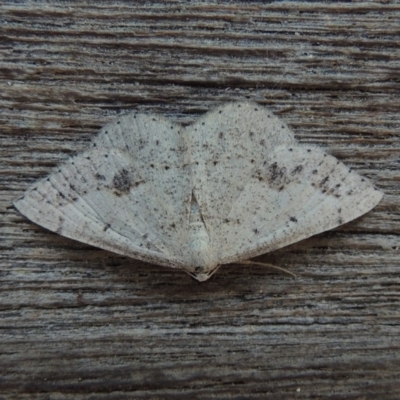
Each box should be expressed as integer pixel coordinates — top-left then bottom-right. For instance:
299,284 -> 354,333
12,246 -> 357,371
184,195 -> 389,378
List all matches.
189,221 -> 213,267
187,195 -> 217,278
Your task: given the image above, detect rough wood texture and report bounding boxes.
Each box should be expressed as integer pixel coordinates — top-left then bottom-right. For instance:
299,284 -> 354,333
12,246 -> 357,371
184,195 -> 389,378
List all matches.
1,1 -> 399,399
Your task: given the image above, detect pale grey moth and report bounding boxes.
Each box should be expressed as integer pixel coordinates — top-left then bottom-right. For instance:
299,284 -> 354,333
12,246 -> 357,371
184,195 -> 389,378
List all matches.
14,102 -> 383,281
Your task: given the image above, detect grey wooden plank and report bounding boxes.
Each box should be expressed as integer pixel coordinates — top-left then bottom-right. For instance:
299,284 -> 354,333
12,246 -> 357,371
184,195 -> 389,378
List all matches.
0,1 -> 399,399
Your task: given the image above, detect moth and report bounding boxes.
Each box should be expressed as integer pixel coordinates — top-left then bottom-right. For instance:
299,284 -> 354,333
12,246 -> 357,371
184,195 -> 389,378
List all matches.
15,102 -> 382,281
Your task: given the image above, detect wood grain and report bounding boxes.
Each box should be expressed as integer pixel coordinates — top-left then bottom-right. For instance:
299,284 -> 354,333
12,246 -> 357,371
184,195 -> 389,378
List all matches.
1,1 -> 399,399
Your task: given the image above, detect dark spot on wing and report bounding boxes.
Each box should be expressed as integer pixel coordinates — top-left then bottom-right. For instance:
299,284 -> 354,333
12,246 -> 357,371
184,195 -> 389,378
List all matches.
95,173 -> 106,181
292,165 -> 303,174
112,169 -> 132,193
266,162 -> 289,187
320,176 -> 329,186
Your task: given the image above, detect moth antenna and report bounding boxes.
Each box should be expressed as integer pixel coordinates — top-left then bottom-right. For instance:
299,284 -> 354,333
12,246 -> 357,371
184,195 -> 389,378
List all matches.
236,260 -> 296,278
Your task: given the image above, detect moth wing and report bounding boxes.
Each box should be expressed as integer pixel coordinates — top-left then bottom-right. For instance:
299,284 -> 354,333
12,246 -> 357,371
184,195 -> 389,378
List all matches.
15,114 -> 192,269
190,102 -> 295,228
215,145 -> 382,264
190,102 -> 382,265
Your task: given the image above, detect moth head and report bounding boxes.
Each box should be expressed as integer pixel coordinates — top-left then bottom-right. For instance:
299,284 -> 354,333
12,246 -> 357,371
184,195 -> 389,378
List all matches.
185,263 -> 221,282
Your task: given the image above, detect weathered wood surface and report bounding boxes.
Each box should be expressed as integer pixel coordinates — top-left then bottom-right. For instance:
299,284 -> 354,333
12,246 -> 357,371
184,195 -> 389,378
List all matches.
1,1 -> 399,398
